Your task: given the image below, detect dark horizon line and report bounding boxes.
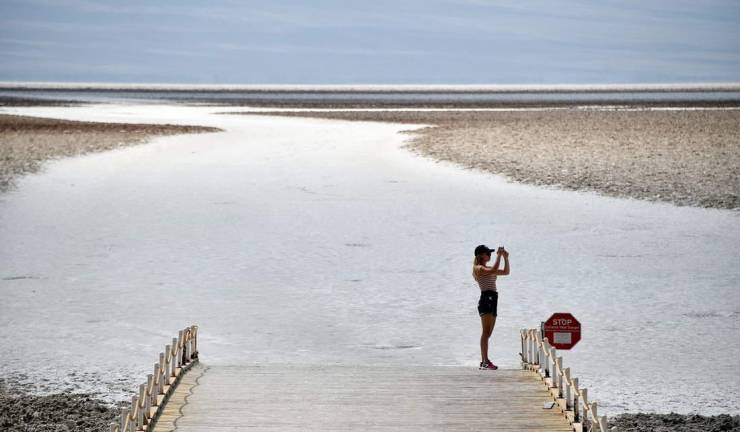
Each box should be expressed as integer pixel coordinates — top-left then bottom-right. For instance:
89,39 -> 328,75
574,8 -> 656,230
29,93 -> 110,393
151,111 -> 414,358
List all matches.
2,81 -> 740,94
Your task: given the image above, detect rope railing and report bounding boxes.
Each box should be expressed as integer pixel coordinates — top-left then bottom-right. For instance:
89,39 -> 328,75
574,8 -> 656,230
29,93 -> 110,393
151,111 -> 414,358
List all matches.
110,325 -> 199,432
520,328 -> 608,432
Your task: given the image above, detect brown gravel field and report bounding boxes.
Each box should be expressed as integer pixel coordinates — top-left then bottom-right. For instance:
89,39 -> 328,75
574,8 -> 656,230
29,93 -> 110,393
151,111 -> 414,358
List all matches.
609,413 -> 740,432
0,114 -> 221,192
244,109 -> 740,209
0,390 -> 121,432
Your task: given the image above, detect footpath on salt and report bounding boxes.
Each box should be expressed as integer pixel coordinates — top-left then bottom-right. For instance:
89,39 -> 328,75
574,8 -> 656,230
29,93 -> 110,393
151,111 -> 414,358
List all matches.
0,104 -> 738,416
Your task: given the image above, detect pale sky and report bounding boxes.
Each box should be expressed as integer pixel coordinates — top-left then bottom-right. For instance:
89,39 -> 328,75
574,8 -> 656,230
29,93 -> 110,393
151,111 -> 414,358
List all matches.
1,0 -> 739,84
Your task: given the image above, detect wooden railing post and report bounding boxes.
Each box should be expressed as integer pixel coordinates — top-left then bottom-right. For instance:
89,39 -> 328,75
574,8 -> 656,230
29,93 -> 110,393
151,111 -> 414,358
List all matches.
120,407 -> 128,431
192,326 -> 198,356
129,394 -> 138,431
170,338 -> 177,379
564,368 -> 572,409
556,357 -> 563,398
177,330 -> 184,366
520,329 -> 525,363
542,338 -> 550,377
549,346 -> 557,381
188,328 -> 193,359
144,374 -> 153,424
163,344 -> 171,386
119,408 -> 128,432
581,388 -> 589,429
152,364 -> 160,404
590,402 -> 599,430
158,353 -> 165,394
573,378 -> 580,422
137,383 -> 146,427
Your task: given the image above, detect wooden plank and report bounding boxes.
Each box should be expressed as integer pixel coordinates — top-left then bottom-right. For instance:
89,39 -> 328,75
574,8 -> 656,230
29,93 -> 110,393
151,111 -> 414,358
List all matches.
157,364 -> 573,431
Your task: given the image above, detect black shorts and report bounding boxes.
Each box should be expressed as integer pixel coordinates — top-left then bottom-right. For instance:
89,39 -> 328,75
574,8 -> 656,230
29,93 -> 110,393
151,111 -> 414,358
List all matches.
478,290 -> 498,316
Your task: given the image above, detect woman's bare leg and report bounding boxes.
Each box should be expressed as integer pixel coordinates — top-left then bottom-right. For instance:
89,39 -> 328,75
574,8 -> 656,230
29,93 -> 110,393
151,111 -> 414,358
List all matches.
488,315 -> 497,361
480,314 -> 493,362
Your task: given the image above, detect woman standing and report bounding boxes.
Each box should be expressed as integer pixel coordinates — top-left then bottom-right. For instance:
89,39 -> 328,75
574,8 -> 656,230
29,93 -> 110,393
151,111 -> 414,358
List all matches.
473,244 -> 510,370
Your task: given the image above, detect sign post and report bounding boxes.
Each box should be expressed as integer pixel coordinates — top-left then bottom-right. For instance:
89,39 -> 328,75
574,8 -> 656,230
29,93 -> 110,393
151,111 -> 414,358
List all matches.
543,313 -> 581,350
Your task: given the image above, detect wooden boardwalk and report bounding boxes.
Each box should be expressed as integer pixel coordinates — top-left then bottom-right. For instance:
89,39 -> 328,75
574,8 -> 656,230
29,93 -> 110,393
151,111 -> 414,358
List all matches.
154,363 -> 572,432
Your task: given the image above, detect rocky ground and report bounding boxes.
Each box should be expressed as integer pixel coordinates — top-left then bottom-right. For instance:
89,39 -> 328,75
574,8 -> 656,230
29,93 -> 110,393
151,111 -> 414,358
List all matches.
244,109 -> 740,209
609,413 -> 740,431
0,114 -> 221,192
0,389 -> 122,432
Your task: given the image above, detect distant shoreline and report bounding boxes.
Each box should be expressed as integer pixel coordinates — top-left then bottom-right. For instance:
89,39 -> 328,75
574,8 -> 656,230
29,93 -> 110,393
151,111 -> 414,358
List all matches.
4,82 -> 740,110
3,95 -> 740,110
2,81 -> 740,93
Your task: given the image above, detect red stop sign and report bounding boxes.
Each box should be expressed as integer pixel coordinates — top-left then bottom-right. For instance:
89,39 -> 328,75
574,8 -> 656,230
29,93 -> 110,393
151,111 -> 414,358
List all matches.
543,313 -> 581,350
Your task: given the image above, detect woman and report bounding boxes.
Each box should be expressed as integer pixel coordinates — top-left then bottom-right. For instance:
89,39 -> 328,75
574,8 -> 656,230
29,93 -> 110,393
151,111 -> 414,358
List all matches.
473,244 -> 510,370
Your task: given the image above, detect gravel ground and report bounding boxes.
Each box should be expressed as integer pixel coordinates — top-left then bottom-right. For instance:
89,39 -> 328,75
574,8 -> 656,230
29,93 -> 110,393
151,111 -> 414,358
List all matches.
0,389 -> 122,432
243,109 -> 740,209
609,413 -> 740,431
0,114 -> 221,192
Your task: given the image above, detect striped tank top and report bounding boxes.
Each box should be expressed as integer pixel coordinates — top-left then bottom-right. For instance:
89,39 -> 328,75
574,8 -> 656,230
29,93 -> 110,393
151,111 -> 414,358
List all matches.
474,265 -> 497,292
